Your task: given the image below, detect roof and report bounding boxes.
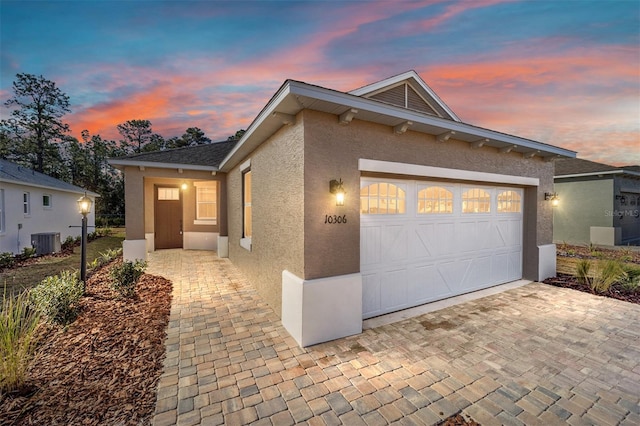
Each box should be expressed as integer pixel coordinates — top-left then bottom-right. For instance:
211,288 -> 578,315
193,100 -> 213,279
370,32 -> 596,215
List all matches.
0,158 -> 98,196
219,71 -> 576,171
555,158 -> 640,179
108,140 -> 238,171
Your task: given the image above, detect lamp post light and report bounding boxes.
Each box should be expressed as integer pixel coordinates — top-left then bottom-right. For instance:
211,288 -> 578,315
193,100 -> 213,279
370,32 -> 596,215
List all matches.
77,193 -> 92,282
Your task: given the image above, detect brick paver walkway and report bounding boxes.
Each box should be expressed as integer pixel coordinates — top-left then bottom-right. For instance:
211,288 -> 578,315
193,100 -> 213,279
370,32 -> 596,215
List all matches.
149,250 -> 640,426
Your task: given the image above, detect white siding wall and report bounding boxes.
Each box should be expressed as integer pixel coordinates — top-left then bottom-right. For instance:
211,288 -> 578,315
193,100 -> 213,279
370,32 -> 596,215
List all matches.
0,182 -> 95,254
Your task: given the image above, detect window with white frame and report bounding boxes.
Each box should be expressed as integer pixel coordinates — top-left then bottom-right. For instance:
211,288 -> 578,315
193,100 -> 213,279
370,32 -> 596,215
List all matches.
417,186 -> 453,214
462,188 -> 491,213
360,182 -> 406,214
243,170 -> 252,238
194,182 -> 217,224
497,190 -> 522,213
157,187 -> 180,200
23,192 -> 31,215
43,194 -> 52,209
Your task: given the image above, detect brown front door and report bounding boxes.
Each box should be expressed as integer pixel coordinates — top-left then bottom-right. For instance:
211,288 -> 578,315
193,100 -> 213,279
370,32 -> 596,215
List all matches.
154,186 -> 183,249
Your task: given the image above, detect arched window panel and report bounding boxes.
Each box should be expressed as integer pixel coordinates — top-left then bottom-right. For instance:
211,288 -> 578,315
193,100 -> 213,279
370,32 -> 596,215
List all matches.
462,188 -> 491,213
418,186 -> 453,214
497,190 -> 522,213
361,182 -> 406,214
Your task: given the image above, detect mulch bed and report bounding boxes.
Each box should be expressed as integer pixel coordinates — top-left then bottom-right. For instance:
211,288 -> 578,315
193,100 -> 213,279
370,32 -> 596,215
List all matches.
0,259 -> 173,426
543,273 -> 640,305
439,414 -> 481,425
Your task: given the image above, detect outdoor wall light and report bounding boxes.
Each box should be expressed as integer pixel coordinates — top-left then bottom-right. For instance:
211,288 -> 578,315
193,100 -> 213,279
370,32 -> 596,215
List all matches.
181,183 -> 188,191
330,179 -> 345,206
76,193 -> 93,283
545,192 -> 559,207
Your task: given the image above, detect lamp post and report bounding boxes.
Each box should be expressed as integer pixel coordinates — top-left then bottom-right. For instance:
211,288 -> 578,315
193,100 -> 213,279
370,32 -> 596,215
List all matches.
77,193 -> 92,282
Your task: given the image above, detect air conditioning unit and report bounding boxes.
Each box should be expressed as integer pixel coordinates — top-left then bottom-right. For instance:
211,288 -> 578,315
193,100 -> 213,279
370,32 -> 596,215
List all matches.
31,232 -> 62,255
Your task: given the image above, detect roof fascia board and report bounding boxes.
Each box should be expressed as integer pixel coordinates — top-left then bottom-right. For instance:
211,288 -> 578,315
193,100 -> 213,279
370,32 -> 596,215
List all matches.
218,81 -> 292,170
108,159 -> 218,172
349,70 -> 461,122
0,178 -> 99,196
555,170 -> 622,179
290,82 -> 576,158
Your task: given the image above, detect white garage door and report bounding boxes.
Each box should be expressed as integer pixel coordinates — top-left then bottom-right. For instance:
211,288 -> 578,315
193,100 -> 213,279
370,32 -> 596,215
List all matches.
361,178 -> 523,319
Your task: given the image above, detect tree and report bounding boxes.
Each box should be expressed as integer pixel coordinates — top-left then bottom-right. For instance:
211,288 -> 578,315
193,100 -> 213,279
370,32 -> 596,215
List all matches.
181,127 -> 211,146
117,119 -> 153,154
2,73 -> 71,173
228,129 -> 246,141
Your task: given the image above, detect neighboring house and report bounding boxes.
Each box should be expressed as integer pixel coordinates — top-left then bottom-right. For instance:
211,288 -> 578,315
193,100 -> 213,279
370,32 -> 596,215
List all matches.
110,70 -> 575,347
553,158 -> 640,246
0,158 -> 98,255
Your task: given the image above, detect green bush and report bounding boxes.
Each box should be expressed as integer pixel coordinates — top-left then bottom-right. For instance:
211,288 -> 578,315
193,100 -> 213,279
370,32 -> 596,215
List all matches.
0,252 -> 15,269
29,271 -> 84,325
1,290 -> 41,395
61,235 -> 78,250
110,260 -> 147,298
21,247 -> 37,259
576,259 -> 591,285
592,260 -> 626,293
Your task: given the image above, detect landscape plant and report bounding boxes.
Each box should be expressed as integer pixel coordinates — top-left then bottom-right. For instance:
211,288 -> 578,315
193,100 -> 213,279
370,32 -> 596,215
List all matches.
0,252 -> 15,269
0,290 -> 41,395
29,270 -> 84,325
110,260 -> 147,298
575,259 -> 628,294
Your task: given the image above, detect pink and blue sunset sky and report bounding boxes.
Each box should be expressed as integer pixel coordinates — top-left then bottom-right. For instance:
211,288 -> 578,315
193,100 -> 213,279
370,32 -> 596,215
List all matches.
1,0 -> 638,165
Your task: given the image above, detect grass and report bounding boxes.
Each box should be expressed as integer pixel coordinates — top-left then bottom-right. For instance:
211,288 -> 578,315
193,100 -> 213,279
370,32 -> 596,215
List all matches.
1,229 -> 125,296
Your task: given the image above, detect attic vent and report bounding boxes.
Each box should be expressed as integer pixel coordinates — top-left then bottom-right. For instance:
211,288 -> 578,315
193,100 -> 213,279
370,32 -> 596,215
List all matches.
369,83 -> 440,116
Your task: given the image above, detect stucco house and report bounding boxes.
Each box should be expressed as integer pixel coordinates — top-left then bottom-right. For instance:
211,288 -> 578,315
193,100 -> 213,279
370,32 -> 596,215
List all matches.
553,158 -> 640,246
0,158 -> 98,255
110,70 -> 575,346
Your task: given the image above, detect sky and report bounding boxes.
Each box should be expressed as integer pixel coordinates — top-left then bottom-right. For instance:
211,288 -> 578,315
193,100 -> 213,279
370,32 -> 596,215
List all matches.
1,0 -> 638,166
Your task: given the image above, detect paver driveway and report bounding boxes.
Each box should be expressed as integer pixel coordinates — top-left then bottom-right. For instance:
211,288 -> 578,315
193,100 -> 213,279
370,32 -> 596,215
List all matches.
148,250 -> 640,426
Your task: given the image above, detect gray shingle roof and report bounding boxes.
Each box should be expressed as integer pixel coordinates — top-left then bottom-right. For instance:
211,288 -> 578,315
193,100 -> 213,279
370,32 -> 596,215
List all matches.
110,140 -> 238,168
554,158 -> 620,176
0,158 -> 96,195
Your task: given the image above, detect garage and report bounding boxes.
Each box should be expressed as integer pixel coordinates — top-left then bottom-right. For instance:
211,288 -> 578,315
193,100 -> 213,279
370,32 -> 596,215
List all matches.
361,177 -> 523,319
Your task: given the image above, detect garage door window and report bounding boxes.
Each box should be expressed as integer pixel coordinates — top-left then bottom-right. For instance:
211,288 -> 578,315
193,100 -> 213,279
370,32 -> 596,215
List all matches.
417,186 -> 453,214
497,190 -> 521,213
361,182 -> 406,214
462,188 -> 491,213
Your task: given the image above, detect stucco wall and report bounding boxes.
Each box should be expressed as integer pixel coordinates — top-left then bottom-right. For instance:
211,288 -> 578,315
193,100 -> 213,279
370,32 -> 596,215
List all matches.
0,182 -> 95,254
302,109 -> 554,281
227,121 -> 305,316
553,178 -> 614,245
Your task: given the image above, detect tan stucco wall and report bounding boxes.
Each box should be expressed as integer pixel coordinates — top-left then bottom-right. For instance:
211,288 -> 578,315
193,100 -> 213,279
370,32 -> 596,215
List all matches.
302,109 -> 555,281
553,178 -> 614,245
123,166 -> 226,240
227,121 -> 305,316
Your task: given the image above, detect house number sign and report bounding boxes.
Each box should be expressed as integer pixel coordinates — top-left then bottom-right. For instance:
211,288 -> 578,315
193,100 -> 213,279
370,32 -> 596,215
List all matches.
324,214 -> 347,224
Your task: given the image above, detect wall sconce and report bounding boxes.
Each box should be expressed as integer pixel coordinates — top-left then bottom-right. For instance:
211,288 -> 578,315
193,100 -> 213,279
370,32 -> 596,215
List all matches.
330,179 -> 345,206
181,183 -> 188,191
615,195 -> 627,205
545,192 -> 559,207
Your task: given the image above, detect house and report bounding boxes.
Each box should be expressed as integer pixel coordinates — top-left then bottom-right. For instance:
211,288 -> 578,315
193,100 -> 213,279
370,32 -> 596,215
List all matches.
553,158 -> 640,246
110,70 -> 575,347
0,158 -> 98,255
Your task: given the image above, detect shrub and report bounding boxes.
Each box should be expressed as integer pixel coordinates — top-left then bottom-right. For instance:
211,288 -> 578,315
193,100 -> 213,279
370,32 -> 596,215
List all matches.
95,227 -> 113,237
591,260 -> 627,293
21,247 -> 37,259
61,235 -> 78,250
29,271 -> 84,325
0,252 -> 15,269
1,290 -> 41,395
110,260 -> 147,298
576,259 -> 591,285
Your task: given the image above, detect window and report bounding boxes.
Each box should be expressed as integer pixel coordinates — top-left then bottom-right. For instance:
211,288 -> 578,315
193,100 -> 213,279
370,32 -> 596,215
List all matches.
462,188 -> 490,213
418,186 -> 453,214
497,190 -> 521,213
0,189 -> 4,233
243,170 -> 252,238
23,192 -> 30,215
158,187 -> 180,200
194,182 -> 217,224
43,194 -> 52,209
361,182 -> 406,214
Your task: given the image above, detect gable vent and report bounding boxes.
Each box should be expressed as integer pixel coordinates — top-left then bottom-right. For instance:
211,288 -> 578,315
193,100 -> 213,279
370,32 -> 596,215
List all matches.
369,83 -> 440,116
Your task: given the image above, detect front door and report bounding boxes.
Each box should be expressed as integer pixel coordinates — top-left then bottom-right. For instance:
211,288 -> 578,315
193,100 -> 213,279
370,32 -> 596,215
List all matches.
154,186 -> 183,249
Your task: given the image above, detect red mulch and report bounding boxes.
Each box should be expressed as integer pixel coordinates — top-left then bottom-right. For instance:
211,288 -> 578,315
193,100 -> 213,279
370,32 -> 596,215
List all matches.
439,414 -> 481,425
0,260 -> 172,426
